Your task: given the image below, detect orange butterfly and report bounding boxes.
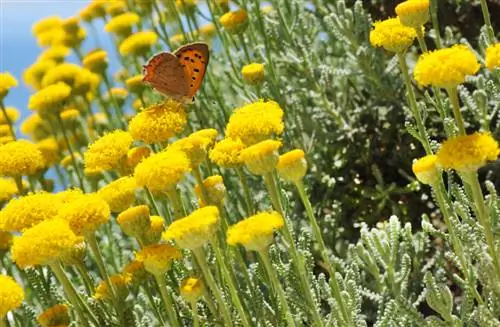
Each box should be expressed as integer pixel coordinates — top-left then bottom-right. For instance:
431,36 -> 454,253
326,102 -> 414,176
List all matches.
142,42 -> 210,104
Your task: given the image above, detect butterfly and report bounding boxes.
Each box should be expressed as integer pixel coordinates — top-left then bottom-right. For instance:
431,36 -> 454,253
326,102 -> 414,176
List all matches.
142,42 -> 210,104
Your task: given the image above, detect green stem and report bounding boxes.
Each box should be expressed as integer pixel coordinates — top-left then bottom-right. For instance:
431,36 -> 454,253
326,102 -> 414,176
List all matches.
415,28 -> 428,52
479,0 -> 496,44
429,0 -> 443,48
155,274 -> 181,327
0,101 -> 16,140
236,167 -> 255,215
144,187 -> 161,216
446,87 -> 466,135
191,301 -> 199,327
13,177 -> 24,195
193,167 -> 209,205
75,263 -> 95,296
166,187 -> 186,219
142,282 -> 166,325
56,114 -> 86,190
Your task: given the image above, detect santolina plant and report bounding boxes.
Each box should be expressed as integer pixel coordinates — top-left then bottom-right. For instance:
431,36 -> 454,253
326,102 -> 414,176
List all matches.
0,0 -> 499,326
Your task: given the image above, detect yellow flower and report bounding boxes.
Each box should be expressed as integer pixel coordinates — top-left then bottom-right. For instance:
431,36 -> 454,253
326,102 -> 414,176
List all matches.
170,134 -> 213,168
277,149 -> 307,182
83,50 -> 108,73
41,63 -> 81,88
0,178 -> 18,202
56,193 -> 110,235
136,243 -> 182,275
28,82 -> 72,116
117,205 -> 150,238
369,17 -> 417,53
0,125 -> 11,137
436,133 -> 499,172
414,45 -> 480,89
485,43 -> 500,71
163,206 -> 220,250
79,1 -> 106,22
144,216 -> 164,245
23,60 -> 57,90
122,260 -> 147,284
227,211 -> 284,252
32,16 -> 63,37
129,100 -> 187,144
61,153 -> 81,169
37,137 -> 60,167
395,0 -> 430,28
134,148 -> 191,192
191,129 -> 218,144
169,34 -> 185,47
0,72 -> 18,99
261,5 -> 274,15
37,46 -> 70,63
0,107 -> 20,124
106,1 -> 127,16
176,0 -> 197,11
119,31 -> 158,56
0,275 -> 24,318
125,146 -> 151,170
199,23 -> 216,38
125,75 -> 145,93
209,138 -> 245,168
240,140 -> 282,175
195,175 -> 226,206
226,100 -> 284,146
94,273 -> 131,301
241,63 -> 265,85
180,277 -> 203,303
0,140 -> 45,177
84,130 -> 133,174
0,137 -> 14,145
37,304 -> 70,327
0,231 -> 13,251
219,9 -> 248,34
98,176 -> 137,213
105,12 -> 140,36
60,240 -> 86,266
60,109 -> 80,122
56,188 -> 84,204
412,155 -> 440,185
11,218 -> 79,268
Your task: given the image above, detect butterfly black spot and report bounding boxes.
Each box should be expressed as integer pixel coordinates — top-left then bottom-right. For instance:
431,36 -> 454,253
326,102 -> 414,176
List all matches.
192,97 -> 195,102
201,61 -> 206,64
190,84 -> 194,87
184,57 -> 189,60
192,77 -> 196,80
182,64 -> 186,67
177,54 -> 181,58
190,59 -> 195,63
194,68 -> 200,72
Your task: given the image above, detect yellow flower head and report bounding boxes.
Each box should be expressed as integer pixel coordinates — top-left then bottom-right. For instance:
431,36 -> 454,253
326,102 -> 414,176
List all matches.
163,206 -> 220,250
79,1 -> 106,22
134,148 -> 191,192
0,231 -> 13,251
227,211 -> 284,252
0,275 -> 24,318
23,60 -> 57,90
219,9 -> 248,34
240,139 -> 282,175
277,149 -> 307,182
84,130 -> 133,174
119,31 -> 158,57
20,113 -> 47,139
169,34 -> 185,47
412,155 -> 440,185
226,100 -> 284,146
0,107 -> 20,124
436,133 -> 499,172
485,43 -> 500,71
117,205 -> 150,238
11,218 -> 79,268
170,135 -> 213,168
32,16 -> 63,37
56,193 -> 110,235
199,23 -> 216,38
369,17 -> 417,53
122,260 -> 147,284
37,304 -> 70,327
129,100 -> 187,144
106,1 -> 127,16
125,146 -> 151,170
41,63 -> 80,88
28,82 -> 72,116
38,46 -> 70,63
0,73 -> 18,99
0,125 -> 11,137
395,0 -> 430,28
94,273 -> 131,301
125,75 -> 145,93
144,215 -> 165,245
83,50 -> 108,73
209,138 -> 246,168
51,26 -> 87,49
0,140 -> 44,177
60,240 -> 86,266
191,128 -> 218,144
176,0 -> 197,12
241,63 -> 265,85
37,137 -> 60,168
195,175 -> 226,207
414,45 -> 480,89
105,13 -> 140,36
0,178 -> 18,203
60,109 -> 80,122
180,277 -> 203,303
98,176 -> 137,213
136,243 -> 182,275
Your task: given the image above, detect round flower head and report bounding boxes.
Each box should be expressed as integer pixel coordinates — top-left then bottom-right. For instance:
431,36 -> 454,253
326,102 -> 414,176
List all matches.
37,137 -> 60,168
134,148 -> 191,193
436,133 -> 499,173
169,34 -> 185,47
277,149 -> 307,182
56,193 -> 110,236
195,175 -> 226,206
32,16 -> 62,37
0,231 -> 13,252
0,72 -> 18,99
125,75 -> 145,93
119,31 -> 158,57
241,63 -> 265,85
0,140 -> 44,177
11,218 -> 79,268
0,107 -> 20,125
209,137 -> 246,168
106,1 -> 127,16
117,205 -> 151,239
240,140 -> 282,175
41,63 -> 81,88
180,277 -> 203,303
190,128 -> 218,145
227,211 -> 284,252
37,304 -> 70,327
94,273 -> 131,301
0,192 -> 62,232
122,260 -> 147,284
219,9 -> 248,34
60,109 -> 80,123
129,100 -> 187,144
28,82 -> 72,116
84,130 -> 133,174
0,125 -> 11,137
199,23 -> 216,38
163,206 -> 220,250
136,243 -> 182,275
125,146 -> 151,170
0,275 -> 24,318
98,176 -> 137,213
60,240 -> 87,266
38,45 -> 70,63
170,135 -> 213,168
144,215 -> 165,245
485,43 -> 500,71
79,1 -> 106,22
83,49 -> 108,73
413,45 -> 480,89
369,17 -> 417,53
395,0 -> 430,28
412,155 -> 440,185
105,13 -> 140,37
23,60 -> 57,90
0,178 -> 18,203
226,100 -> 284,146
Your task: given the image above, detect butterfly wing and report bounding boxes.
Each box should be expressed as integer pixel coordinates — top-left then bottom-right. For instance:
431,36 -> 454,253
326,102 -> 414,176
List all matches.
142,52 -> 188,99
174,42 -> 210,99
